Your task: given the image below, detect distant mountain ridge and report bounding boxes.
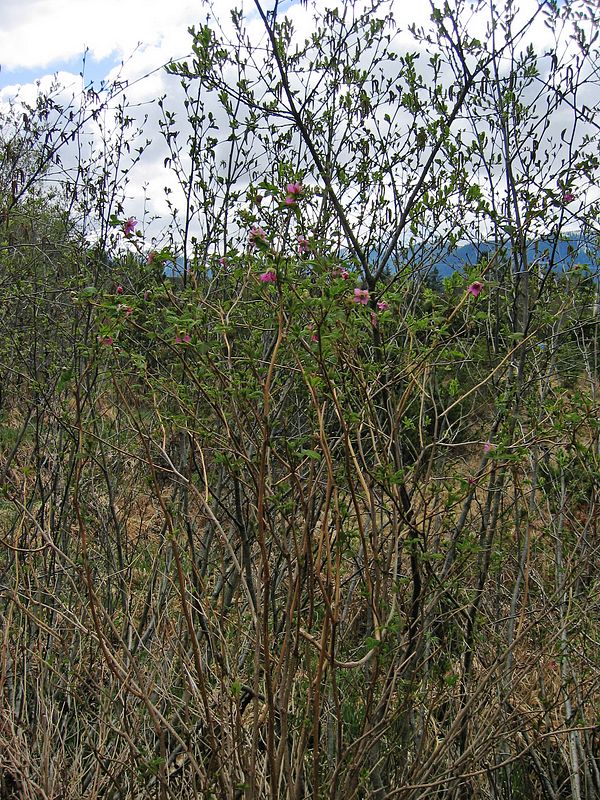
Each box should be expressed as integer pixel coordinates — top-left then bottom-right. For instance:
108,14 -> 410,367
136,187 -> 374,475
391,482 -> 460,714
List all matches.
166,233 -> 597,278
413,233 -> 598,278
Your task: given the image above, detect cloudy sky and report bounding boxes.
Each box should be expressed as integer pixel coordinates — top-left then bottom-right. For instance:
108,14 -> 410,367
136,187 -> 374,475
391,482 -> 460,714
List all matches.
0,0 -> 362,230
0,0 -> 426,240
0,0 -> 350,92
0,0 -> 211,90
0,0 -> 594,249
0,0 -> 280,234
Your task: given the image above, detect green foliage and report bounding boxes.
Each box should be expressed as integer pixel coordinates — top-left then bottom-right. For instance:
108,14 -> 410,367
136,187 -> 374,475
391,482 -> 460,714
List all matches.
0,2 -> 599,799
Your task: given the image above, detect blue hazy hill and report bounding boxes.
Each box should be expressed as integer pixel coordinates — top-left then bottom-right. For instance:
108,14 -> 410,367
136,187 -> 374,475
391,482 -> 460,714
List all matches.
416,233 -> 597,278
166,233 -> 597,278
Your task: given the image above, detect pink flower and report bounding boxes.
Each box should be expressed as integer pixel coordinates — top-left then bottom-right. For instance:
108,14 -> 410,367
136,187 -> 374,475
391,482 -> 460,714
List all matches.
175,333 -> 191,344
219,256 -> 228,267
353,288 -> 370,305
483,441 -> 495,454
377,300 -> 389,311
124,306 -> 133,316
116,285 -> 124,295
98,336 -> 113,346
123,217 -> 137,237
467,281 -> 484,298
259,270 -> 277,283
297,236 -> 310,254
249,225 -> 267,247
284,182 -> 303,206
339,269 -> 350,280
562,192 -> 575,203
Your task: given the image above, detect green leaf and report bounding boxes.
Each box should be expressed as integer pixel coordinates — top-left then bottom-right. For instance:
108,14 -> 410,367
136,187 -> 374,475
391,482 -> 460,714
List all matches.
300,449 -> 321,461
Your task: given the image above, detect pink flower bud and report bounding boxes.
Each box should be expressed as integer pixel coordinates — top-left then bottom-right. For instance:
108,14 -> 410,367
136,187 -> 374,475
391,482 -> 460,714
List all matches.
297,236 -> 310,254
249,225 -> 267,247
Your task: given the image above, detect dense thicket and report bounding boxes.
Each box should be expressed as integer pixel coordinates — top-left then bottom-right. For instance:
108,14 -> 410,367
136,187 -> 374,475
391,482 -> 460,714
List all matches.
0,1 -> 598,798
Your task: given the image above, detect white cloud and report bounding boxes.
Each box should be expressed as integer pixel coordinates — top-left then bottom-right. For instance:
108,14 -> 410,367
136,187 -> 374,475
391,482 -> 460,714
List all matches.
0,0 -> 209,73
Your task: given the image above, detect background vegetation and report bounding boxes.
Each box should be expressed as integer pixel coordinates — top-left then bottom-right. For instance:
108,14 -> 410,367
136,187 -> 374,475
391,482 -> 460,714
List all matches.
0,0 -> 598,797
